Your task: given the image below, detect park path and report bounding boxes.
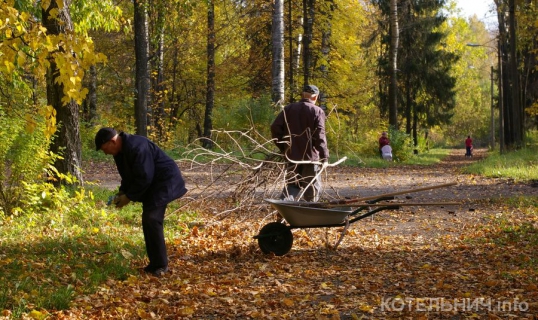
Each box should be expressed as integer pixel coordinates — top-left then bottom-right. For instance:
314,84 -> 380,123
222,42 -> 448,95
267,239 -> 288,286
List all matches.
83,148 -> 538,207
322,148 -> 538,239
324,148 -> 537,204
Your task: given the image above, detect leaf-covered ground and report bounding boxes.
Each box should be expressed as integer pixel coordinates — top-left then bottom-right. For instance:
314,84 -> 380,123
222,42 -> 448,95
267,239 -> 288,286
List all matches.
26,149 -> 538,319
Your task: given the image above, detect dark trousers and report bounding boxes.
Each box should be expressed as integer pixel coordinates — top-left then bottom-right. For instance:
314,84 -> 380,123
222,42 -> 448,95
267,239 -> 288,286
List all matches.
142,204 -> 168,269
281,163 -> 321,202
465,146 -> 472,156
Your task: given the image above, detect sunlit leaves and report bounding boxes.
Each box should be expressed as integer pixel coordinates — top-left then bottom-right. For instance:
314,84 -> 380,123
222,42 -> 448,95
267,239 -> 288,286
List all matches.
1,0 -> 109,138
42,105 -> 57,138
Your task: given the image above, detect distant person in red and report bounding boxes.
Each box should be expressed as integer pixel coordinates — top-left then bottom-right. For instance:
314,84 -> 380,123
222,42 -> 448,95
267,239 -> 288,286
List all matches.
378,131 -> 390,158
465,135 -> 473,157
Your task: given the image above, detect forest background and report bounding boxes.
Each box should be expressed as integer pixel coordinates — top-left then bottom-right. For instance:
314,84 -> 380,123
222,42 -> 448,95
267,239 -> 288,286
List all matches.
1,0 -> 538,317
1,0 -> 536,189
0,0 -> 536,218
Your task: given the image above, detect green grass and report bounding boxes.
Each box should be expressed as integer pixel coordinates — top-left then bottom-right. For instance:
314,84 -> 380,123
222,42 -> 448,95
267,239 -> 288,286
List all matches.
464,148 -> 538,181
336,148 -> 451,168
0,185 -> 197,316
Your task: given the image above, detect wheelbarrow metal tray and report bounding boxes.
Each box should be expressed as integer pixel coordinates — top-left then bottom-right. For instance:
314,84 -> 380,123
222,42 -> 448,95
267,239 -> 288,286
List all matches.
265,199 -> 353,227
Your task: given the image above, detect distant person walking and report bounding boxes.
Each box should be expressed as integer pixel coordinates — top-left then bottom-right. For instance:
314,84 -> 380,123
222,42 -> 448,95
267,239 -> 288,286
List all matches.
465,135 -> 473,157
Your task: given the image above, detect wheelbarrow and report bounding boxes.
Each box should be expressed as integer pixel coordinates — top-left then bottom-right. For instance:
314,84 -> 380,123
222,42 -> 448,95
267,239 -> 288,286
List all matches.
254,182 -> 459,256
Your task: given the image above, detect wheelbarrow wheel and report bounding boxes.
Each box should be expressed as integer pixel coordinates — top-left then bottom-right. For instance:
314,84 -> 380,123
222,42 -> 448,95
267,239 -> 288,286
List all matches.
257,222 -> 293,256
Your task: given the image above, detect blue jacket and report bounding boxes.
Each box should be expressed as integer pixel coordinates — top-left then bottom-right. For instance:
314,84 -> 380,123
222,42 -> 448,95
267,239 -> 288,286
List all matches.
114,132 -> 187,207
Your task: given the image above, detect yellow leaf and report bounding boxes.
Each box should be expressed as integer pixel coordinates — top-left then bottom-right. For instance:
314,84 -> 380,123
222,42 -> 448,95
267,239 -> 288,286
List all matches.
136,308 -> 149,319
28,310 -> 44,319
25,114 -> 36,133
4,61 -> 14,74
282,298 -> 294,307
178,306 -> 194,316
359,304 -> 373,312
120,249 -> 133,259
41,0 -> 51,10
17,51 -> 26,66
48,8 -> 59,19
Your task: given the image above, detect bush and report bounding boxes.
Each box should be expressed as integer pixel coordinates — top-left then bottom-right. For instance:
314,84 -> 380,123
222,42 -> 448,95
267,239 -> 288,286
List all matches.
0,106 -> 55,217
387,127 -> 413,162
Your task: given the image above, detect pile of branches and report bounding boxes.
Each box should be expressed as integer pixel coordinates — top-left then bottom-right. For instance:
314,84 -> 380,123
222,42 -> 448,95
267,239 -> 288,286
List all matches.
176,129 -> 287,221
174,128 -> 344,222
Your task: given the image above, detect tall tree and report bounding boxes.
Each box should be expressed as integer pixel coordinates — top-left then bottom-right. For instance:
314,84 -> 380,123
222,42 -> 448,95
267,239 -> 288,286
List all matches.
42,0 -> 84,183
271,0 -> 285,105
150,1 -> 167,139
203,0 -> 215,149
508,0 -> 522,147
388,0 -> 399,128
374,0 -> 458,144
302,0 -> 315,85
495,0 -> 523,150
134,0 -> 150,136
517,0 -> 538,131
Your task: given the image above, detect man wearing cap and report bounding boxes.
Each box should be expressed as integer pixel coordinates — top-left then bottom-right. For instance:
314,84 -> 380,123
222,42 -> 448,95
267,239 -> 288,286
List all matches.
95,127 -> 187,277
270,84 -> 329,202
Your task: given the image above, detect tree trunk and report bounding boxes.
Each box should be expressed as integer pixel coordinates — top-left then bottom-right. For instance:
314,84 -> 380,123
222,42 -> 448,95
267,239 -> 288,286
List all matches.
388,0 -> 399,129
271,0 -> 285,106
302,0 -> 314,86
203,0 -> 215,149
153,13 -> 166,139
42,0 -> 83,184
288,0 -> 295,102
134,0 -> 150,137
508,0 -> 522,147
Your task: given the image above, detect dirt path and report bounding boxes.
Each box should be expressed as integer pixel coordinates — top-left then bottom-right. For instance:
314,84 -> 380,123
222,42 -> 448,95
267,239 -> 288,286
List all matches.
324,148 -> 535,202
83,148 -> 538,241
83,148 -> 538,207
321,148 -> 538,241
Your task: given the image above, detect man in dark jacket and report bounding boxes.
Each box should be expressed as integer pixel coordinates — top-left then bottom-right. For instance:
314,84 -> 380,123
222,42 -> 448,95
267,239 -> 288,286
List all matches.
95,127 -> 187,277
270,84 -> 329,201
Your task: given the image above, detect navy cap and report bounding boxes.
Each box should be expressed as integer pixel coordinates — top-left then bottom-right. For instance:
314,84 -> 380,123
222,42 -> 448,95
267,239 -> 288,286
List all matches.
95,127 -> 117,151
303,84 -> 319,95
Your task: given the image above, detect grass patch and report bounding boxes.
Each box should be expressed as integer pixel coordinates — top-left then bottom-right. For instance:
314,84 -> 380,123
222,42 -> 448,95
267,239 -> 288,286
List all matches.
463,148 -> 538,181
340,148 -> 451,168
0,185 -> 196,315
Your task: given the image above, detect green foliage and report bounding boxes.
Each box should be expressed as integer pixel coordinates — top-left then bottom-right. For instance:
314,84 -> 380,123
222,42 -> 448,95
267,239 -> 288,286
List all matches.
463,147 -> 538,182
440,13 -> 495,146
342,147 -> 446,168
0,106 -> 57,217
387,128 -> 414,162
213,95 -> 274,137
0,183 -> 196,314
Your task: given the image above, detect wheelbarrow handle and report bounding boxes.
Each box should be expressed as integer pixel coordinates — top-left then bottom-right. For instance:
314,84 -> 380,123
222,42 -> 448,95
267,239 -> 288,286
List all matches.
331,182 -> 458,205
294,182 -> 458,208
344,201 -> 462,207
